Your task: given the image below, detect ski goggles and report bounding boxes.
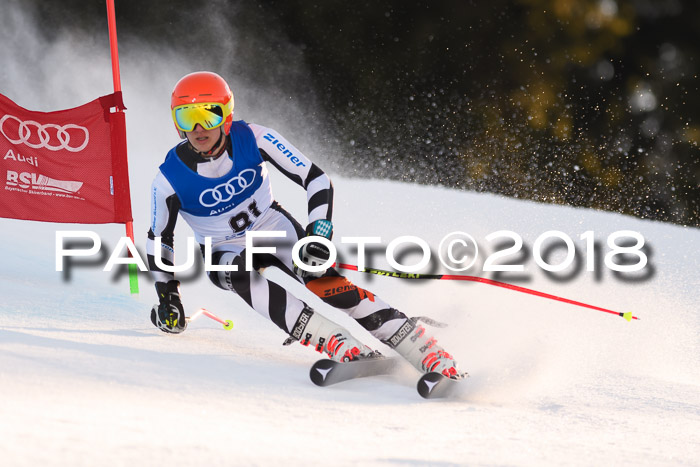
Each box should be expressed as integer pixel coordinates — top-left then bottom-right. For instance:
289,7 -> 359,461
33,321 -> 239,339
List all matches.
171,101 -> 232,132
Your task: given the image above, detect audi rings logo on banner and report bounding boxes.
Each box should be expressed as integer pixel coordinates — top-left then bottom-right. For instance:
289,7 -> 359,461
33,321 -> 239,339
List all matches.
0,114 -> 90,152
199,169 -> 257,207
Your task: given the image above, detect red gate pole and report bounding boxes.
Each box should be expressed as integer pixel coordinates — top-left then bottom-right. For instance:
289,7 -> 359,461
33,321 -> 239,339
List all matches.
106,0 -> 138,294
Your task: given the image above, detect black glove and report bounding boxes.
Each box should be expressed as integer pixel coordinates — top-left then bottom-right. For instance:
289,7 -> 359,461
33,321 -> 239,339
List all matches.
296,220 -> 333,279
151,280 -> 187,334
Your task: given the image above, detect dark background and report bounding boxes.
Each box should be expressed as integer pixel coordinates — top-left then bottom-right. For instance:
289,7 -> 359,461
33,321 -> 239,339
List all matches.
28,0 -> 700,226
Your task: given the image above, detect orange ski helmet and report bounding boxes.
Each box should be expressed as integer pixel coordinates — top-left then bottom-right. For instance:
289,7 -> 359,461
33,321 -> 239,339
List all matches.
170,71 -> 234,138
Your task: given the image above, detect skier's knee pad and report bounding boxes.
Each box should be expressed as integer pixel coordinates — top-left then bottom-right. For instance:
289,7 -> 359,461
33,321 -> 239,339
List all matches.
305,276 -> 375,309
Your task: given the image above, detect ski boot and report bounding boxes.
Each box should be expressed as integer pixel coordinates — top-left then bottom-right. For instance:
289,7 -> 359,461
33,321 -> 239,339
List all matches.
286,306 -> 375,362
385,318 -> 463,379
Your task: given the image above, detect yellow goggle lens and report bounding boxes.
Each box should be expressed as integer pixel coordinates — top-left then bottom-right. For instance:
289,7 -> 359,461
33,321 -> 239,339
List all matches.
172,102 -> 226,132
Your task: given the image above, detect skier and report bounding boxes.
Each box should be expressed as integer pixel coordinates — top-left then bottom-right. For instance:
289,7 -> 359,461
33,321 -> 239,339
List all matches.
147,71 -> 462,379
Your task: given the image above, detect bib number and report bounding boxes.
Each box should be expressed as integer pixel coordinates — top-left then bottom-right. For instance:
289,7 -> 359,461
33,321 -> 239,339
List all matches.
229,200 -> 263,234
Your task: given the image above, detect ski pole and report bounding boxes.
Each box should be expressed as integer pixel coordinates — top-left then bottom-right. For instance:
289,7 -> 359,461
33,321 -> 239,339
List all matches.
333,263 -> 639,322
186,308 -> 234,330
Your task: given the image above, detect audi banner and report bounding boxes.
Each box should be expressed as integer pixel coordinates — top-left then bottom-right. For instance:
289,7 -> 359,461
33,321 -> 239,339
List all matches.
0,92 -> 132,224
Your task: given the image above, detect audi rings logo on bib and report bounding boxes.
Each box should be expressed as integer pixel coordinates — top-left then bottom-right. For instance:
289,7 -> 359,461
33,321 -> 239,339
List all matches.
0,114 -> 89,152
199,169 -> 257,207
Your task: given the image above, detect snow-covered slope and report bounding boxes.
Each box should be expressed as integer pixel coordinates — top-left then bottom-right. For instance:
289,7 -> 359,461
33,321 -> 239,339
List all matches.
1,174 -> 698,466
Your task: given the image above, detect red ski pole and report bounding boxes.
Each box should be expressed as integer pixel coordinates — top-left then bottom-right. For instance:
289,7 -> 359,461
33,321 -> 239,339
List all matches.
333,263 -> 640,322
187,308 -> 234,330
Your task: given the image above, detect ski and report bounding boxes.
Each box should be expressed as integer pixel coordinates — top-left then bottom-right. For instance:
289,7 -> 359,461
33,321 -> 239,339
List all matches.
309,356 -> 400,387
417,372 -> 466,399
310,357 -> 467,399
